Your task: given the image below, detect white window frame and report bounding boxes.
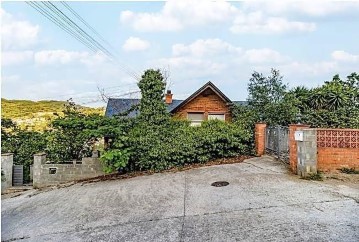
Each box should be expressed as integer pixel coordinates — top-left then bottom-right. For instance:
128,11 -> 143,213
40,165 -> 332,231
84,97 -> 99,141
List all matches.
187,112 -> 204,126
208,113 -> 225,121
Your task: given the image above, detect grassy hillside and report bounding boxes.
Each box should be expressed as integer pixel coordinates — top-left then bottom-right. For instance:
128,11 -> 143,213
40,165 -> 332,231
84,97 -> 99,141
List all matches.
1,99 -> 104,131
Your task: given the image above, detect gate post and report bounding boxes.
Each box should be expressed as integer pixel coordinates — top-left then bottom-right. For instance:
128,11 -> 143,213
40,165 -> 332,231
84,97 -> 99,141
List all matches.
255,123 -> 267,156
1,153 -> 13,193
289,124 -> 310,173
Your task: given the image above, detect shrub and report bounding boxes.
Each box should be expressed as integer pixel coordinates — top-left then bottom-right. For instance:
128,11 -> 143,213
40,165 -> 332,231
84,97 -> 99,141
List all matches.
128,119 -> 253,171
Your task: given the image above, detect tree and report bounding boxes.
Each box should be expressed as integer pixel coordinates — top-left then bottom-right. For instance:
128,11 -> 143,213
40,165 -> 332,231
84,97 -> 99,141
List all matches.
247,69 -> 298,125
1,118 -> 46,182
302,73 -> 359,128
138,69 -> 169,125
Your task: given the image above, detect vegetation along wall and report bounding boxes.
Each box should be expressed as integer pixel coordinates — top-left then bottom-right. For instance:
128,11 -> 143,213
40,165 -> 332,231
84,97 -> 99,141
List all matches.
33,153 -> 105,188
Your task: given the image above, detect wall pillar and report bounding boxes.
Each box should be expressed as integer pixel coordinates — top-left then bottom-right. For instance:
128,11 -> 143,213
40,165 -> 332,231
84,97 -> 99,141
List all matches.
255,123 -> 267,156
297,129 -> 317,177
1,153 -> 14,193
33,153 -> 46,188
289,124 -> 310,173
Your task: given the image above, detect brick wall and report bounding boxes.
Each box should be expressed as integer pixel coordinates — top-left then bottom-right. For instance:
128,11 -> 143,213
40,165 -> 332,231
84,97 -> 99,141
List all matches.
174,89 -> 232,121
33,153 -> 105,188
255,123 -> 266,156
316,129 -> 359,171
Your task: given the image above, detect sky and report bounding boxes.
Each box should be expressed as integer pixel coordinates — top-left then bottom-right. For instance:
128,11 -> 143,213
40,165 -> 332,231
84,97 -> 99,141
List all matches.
1,0 -> 359,107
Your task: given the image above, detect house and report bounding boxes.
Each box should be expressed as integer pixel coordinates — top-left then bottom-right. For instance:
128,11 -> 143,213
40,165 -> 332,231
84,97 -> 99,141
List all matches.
105,81 -> 246,126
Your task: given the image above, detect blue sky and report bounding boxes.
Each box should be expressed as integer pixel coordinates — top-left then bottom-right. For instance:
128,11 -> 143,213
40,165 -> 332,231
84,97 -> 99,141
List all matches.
1,0 -> 359,107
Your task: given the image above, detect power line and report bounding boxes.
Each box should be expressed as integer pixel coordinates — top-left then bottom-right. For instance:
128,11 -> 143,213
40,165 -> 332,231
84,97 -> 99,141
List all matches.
60,1 -> 117,54
26,1 -> 141,81
43,1 -> 115,59
26,2 -> 98,53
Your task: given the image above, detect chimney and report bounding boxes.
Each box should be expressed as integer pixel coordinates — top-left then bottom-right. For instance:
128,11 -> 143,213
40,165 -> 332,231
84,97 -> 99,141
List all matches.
165,90 -> 173,104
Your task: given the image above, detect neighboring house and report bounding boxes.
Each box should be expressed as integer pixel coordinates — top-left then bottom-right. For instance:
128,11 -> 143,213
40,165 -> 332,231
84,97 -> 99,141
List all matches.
105,81 -> 246,126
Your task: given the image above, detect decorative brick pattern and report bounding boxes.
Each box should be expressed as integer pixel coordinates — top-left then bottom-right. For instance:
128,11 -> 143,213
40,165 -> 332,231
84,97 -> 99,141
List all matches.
316,128 -> 359,171
317,129 -> 359,149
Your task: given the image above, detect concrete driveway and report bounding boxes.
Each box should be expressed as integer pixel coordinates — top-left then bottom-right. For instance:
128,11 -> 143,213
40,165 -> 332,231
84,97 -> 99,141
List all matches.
1,156 -> 358,242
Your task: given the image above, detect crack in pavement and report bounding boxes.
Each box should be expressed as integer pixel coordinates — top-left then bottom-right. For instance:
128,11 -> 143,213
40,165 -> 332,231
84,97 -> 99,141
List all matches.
179,171 -> 187,242
242,161 -> 285,174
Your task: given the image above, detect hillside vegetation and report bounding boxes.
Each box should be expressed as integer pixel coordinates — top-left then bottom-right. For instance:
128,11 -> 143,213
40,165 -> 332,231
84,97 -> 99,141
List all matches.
1,99 -> 104,131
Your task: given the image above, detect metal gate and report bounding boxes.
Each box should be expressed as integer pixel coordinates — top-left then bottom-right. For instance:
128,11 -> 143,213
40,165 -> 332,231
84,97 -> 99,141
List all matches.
13,165 -> 24,186
265,126 -> 289,163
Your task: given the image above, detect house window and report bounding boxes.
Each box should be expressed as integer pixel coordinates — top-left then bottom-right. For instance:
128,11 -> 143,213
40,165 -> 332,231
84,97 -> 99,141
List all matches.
208,114 -> 225,121
188,112 -> 204,126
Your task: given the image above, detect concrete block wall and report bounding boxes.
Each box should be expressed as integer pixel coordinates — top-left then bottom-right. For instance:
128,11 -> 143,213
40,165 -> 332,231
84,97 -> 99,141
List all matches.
33,153 -> 105,188
1,153 -> 14,193
297,129 -> 317,177
289,124 -> 311,173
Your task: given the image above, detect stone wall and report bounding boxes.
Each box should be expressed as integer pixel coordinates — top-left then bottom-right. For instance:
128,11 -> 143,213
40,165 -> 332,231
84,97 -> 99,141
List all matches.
1,153 -> 14,193
33,153 -> 106,188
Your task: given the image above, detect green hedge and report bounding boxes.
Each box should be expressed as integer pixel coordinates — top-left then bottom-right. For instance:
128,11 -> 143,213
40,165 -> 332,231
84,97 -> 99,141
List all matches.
128,119 -> 253,171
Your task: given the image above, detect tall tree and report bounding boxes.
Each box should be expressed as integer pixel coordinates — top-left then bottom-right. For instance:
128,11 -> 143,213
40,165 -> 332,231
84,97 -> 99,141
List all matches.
247,69 -> 297,125
138,69 -> 169,125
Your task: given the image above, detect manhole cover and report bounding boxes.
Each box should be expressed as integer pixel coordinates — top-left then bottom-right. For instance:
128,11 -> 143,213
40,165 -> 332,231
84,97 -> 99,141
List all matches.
211,181 -> 229,187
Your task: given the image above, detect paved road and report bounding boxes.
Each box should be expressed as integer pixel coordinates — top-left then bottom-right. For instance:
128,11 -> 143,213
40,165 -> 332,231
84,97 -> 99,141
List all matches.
1,156 -> 358,242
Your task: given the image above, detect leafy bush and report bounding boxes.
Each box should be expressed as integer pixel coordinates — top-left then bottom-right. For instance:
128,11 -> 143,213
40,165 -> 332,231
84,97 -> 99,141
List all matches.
128,119 -> 253,171
100,149 -> 131,173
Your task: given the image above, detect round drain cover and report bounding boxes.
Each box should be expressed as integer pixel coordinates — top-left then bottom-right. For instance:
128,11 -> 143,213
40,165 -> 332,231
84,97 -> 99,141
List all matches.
211,181 -> 229,187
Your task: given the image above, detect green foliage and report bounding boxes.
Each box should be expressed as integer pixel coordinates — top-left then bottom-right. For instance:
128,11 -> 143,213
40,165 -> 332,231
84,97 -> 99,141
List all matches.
340,167 -> 359,174
1,98 -> 104,131
122,69 -> 253,171
247,69 -> 298,125
301,172 -> 323,181
138,69 -> 169,125
46,100 -> 125,161
299,73 -> 359,128
100,149 -> 131,173
1,118 -> 46,182
129,120 -> 252,171
247,70 -> 358,128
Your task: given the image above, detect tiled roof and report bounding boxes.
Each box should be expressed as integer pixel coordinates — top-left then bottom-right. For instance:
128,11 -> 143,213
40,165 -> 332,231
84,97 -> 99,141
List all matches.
105,98 -> 184,117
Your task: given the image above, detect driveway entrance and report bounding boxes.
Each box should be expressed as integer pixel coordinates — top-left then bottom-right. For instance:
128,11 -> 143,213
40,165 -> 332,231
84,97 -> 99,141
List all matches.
2,156 -> 358,242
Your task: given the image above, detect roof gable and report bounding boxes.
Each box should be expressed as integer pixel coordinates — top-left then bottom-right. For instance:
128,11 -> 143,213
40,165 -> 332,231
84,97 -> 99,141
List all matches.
170,81 -> 232,113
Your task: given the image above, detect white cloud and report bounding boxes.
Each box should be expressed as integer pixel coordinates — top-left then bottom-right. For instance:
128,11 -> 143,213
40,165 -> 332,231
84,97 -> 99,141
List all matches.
2,51 -> 34,66
1,8 -> 40,50
153,38 -> 290,81
120,0 -> 237,32
331,51 -> 359,63
34,50 -> 88,65
120,10 -> 182,32
33,50 -> 107,66
243,1 -> 359,17
172,38 -> 241,57
122,37 -> 150,52
230,11 -> 316,34
243,48 -> 288,63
